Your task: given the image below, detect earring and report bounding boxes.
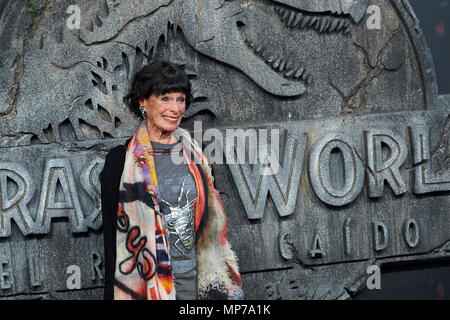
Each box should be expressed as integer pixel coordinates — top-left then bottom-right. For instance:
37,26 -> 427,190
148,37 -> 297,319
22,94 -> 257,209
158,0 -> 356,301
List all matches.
139,106 -> 146,119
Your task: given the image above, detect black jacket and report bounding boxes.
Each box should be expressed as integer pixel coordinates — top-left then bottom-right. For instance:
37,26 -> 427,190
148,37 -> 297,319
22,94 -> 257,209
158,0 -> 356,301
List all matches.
100,141 -> 127,300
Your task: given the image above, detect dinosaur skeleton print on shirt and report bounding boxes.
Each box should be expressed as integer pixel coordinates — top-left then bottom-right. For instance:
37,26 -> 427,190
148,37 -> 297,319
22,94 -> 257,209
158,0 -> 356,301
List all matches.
159,175 -> 196,256
150,141 -> 198,259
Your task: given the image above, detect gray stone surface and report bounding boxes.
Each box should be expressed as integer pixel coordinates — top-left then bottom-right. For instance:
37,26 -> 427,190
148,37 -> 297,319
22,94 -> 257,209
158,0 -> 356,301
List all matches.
0,0 -> 448,299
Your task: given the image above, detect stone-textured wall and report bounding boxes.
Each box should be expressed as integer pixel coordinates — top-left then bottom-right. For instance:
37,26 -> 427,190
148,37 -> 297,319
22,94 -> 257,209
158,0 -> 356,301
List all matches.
0,0 -> 448,299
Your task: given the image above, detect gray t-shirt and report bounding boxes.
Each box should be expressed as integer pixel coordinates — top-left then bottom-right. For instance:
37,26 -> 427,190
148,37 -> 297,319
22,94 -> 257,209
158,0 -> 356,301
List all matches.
151,141 -> 198,300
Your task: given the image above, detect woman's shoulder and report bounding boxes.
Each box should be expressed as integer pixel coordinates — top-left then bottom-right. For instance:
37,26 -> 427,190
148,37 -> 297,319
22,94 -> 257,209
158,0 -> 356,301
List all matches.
106,138 -> 131,156
105,143 -> 125,158
103,139 -> 131,172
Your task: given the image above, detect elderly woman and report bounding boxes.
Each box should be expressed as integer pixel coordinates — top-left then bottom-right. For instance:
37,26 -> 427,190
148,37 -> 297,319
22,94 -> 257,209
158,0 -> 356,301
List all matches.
101,60 -> 242,300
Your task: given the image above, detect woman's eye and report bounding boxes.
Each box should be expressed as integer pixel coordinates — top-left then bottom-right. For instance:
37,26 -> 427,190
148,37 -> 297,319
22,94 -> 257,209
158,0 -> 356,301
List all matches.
177,98 -> 186,103
161,97 -> 169,102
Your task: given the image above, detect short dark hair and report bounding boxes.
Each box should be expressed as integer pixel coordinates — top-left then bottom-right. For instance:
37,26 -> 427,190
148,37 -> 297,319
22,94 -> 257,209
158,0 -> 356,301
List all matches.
123,60 -> 192,117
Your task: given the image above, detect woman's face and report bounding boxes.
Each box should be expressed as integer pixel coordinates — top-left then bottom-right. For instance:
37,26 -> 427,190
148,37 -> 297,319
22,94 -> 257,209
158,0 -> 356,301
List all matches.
140,91 -> 186,138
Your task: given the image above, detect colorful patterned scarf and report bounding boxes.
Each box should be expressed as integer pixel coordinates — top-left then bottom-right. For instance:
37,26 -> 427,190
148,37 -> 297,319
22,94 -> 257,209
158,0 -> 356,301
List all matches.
114,123 -> 242,300
114,123 -> 175,299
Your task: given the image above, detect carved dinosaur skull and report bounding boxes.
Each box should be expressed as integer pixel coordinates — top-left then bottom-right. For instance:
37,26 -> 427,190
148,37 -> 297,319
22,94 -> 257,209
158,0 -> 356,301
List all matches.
180,0 -> 306,97
80,0 -> 369,98
0,0 -> 371,143
180,0 -> 369,97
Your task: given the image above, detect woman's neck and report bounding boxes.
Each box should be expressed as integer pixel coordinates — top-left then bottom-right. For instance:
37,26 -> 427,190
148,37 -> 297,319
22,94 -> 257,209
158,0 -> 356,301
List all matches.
146,122 -> 177,144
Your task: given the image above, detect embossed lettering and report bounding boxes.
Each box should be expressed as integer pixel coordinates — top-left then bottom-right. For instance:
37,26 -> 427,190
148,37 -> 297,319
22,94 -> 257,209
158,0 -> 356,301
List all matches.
0,257 -> 12,290
27,244 -> 41,287
0,163 -> 35,237
309,134 -> 364,206
403,218 -> 420,248
34,158 -> 87,234
409,125 -> 450,194
91,250 -> 104,281
279,232 -> 294,260
365,130 -> 407,197
372,221 -> 388,251
309,232 -> 325,258
343,217 -> 352,255
226,131 -> 307,219
80,158 -> 104,230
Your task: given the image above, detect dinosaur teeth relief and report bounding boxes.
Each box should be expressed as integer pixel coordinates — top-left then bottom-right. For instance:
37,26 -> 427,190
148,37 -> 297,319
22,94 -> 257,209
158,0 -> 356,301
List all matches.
275,6 -> 352,34
244,36 -> 310,84
272,0 -> 369,24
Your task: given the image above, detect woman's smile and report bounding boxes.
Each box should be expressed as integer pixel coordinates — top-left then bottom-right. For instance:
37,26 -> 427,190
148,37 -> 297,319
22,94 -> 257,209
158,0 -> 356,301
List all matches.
162,115 -> 179,123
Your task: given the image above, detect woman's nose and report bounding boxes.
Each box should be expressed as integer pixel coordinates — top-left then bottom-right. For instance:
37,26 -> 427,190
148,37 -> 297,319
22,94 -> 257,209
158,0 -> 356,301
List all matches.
171,100 -> 185,113
167,100 -> 179,111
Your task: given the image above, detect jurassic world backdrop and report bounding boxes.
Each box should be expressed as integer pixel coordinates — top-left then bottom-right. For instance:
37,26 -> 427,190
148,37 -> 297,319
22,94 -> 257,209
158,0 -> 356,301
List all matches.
0,0 -> 449,299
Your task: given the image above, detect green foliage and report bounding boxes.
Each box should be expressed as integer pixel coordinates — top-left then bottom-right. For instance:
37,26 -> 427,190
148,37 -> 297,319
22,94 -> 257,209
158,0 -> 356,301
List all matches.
26,0 -> 35,12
